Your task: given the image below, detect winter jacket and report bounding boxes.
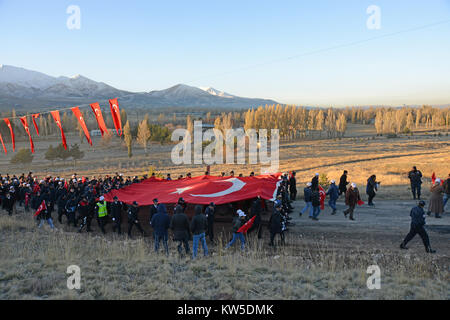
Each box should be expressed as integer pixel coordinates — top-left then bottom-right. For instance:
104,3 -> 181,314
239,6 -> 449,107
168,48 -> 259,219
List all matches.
339,174 -> 348,193
231,217 -> 243,233
170,212 -> 190,241
366,177 -> 378,194
127,206 -> 140,222
311,190 -> 321,207
410,206 -> 426,227
443,178 -> 450,195
303,187 -> 312,202
326,184 -> 339,201
110,201 -> 123,221
190,210 -> 208,235
151,204 -> 171,236
345,188 -> 361,207
408,170 -> 422,186
269,208 -> 283,234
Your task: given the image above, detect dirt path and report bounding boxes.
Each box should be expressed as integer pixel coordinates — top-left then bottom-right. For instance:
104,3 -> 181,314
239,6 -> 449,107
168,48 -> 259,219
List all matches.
288,198 -> 450,259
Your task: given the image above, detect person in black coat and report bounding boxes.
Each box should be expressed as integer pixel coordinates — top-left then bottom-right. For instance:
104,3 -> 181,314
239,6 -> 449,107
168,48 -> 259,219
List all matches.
289,172 -> 297,201
269,202 -> 285,246
151,204 -> 171,255
408,166 -> 423,200
247,197 -> 263,239
205,202 -> 215,242
400,201 -> 436,253
110,196 -> 124,235
366,175 -> 378,206
3,192 -> 14,215
339,171 -> 349,196
127,201 -> 145,238
149,198 -> 159,222
311,173 -> 319,191
170,204 -> 191,255
190,205 -> 209,259
77,196 -> 92,233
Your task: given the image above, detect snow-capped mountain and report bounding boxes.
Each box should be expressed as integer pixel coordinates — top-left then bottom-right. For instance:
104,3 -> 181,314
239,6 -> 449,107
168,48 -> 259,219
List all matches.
0,65 -> 279,110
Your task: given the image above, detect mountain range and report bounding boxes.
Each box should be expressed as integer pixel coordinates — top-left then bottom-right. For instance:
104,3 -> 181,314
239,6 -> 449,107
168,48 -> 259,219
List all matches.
0,65 -> 279,111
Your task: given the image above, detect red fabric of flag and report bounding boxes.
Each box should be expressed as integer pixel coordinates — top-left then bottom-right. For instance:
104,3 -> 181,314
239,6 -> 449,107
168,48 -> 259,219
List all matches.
0,133 -> 6,154
431,172 -> 436,185
72,106 -> 92,145
50,110 -> 67,150
237,216 -> 256,234
90,102 -> 108,136
32,114 -> 40,136
109,98 -> 123,136
3,118 -> 15,152
319,185 -> 326,210
34,200 -> 47,217
20,116 -> 35,153
357,200 -> 365,206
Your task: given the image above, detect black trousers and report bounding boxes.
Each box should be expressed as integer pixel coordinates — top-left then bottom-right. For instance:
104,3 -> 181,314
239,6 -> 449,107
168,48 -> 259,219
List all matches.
113,219 -> 122,234
128,220 -> 144,236
402,224 -> 430,249
270,232 -> 285,246
411,184 -> 421,199
176,237 -> 190,254
67,211 -> 77,227
78,216 -> 92,232
57,207 -> 66,223
207,222 -> 214,242
98,216 -> 107,234
367,191 -> 376,205
290,190 -> 297,201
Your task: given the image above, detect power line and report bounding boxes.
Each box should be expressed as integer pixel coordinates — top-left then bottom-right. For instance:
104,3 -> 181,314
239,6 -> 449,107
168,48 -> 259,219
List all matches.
185,18 -> 450,84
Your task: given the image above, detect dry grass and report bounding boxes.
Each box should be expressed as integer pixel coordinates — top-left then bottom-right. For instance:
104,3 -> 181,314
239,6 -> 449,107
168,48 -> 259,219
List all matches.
0,211 -> 448,300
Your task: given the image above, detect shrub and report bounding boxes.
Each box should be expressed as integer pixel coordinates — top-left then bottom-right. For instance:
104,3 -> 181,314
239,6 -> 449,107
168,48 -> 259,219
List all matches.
10,148 -> 33,165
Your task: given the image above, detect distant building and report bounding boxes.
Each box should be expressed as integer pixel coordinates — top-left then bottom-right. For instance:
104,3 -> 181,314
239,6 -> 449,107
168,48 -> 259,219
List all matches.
90,129 -> 116,137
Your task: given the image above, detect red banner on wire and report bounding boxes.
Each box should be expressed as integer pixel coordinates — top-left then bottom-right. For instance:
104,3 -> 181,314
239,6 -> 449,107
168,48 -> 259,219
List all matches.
90,102 -> 108,136
20,116 -> 35,153
0,133 -> 7,154
32,114 -> 40,136
72,106 -> 92,146
50,110 -> 67,150
3,118 -> 15,152
109,98 -> 123,136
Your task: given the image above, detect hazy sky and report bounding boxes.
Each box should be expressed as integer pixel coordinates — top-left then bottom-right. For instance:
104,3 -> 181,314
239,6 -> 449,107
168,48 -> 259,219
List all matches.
0,0 -> 449,106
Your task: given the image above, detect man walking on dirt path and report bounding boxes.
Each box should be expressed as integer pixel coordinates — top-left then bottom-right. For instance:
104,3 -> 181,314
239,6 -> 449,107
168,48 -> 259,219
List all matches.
339,171 -> 349,196
300,182 -> 313,218
344,183 -> 361,221
400,201 -> 436,253
408,166 -> 423,200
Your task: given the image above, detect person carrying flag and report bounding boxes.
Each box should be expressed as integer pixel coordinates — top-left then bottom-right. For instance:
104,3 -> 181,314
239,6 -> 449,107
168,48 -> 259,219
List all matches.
127,201 -> 145,238
225,210 -> 246,251
36,198 -> 55,230
151,204 -> 170,255
111,196 -> 124,235
190,205 -> 209,259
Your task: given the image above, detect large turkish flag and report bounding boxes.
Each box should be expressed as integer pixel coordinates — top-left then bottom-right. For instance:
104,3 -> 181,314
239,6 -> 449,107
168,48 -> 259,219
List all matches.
104,174 -> 282,206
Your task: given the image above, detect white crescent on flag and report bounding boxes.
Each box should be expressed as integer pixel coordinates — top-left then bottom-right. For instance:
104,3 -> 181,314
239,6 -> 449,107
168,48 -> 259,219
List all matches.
190,178 -> 246,198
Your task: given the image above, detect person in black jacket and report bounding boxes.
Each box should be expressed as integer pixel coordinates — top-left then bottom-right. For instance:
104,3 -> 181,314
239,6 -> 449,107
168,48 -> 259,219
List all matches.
300,183 -> 313,217
269,202 -> 285,246
77,196 -> 91,233
170,204 -> 191,255
400,201 -> 436,253
65,195 -> 78,228
190,205 -> 209,259
149,198 -> 159,222
3,192 -> 14,216
289,172 -> 297,201
127,201 -> 145,238
339,171 -> 349,196
151,204 -> 171,255
205,202 -> 215,242
110,196 -> 123,235
311,189 -> 321,221
311,173 -> 319,191
366,175 -> 378,206
247,197 -> 263,239
408,166 -> 423,200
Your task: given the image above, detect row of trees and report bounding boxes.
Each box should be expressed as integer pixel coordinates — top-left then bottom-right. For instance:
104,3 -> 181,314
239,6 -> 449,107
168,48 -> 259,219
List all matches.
374,106 -> 450,135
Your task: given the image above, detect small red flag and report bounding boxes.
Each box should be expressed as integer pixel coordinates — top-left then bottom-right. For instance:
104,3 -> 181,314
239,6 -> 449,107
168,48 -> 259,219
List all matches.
72,106 -> 92,146
32,114 -> 40,136
50,110 -> 67,150
20,116 -> 35,153
357,200 -> 365,206
3,118 -> 15,152
34,200 -> 47,217
237,216 -> 256,234
90,102 -> 108,136
109,98 -> 123,136
431,172 -> 436,185
0,133 -> 7,154
319,185 -> 326,210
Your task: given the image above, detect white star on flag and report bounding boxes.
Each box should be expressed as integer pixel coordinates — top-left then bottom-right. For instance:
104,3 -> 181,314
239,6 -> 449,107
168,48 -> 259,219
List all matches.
170,186 -> 194,195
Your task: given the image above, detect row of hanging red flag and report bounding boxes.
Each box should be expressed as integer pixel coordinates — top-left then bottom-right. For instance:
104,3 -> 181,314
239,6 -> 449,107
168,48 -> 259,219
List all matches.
0,98 -> 122,154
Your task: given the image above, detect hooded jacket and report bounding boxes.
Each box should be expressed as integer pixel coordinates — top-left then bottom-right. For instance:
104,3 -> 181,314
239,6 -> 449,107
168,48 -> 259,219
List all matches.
190,206 -> 208,235
170,206 -> 190,240
151,204 -> 171,236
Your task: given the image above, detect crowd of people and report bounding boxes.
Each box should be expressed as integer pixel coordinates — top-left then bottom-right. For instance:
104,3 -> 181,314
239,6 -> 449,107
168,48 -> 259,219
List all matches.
0,167 -> 448,256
